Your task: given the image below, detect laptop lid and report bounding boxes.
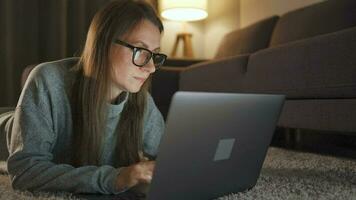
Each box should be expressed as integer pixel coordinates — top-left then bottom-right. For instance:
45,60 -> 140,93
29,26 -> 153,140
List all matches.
146,91 -> 285,200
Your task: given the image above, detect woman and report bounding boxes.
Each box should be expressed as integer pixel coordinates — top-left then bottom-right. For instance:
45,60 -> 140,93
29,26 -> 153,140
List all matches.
5,0 -> 166,194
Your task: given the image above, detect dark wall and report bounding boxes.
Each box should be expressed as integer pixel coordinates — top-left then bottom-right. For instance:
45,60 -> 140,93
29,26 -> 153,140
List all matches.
0,0 -> 158,107
0,0 -> 110,107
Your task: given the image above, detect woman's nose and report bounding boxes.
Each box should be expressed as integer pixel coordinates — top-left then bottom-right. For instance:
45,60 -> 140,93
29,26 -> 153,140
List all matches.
143,59 -> 156,74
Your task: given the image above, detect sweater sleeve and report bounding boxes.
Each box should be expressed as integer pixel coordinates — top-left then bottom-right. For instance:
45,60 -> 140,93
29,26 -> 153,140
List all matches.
142,94 -> 165,158
6,64 -> 122,194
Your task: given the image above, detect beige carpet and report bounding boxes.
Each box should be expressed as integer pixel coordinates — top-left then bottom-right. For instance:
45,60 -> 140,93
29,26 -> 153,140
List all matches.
1,147 -> 356,200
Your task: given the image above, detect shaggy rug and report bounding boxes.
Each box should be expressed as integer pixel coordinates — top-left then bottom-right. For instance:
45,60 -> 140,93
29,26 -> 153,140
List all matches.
1,147 -> 355,200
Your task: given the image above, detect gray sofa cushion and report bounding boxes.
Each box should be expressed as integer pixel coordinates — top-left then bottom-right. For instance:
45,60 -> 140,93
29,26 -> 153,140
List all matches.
242,26 -> 356,99
215,16 -> 279,59
270,0 -> 356,46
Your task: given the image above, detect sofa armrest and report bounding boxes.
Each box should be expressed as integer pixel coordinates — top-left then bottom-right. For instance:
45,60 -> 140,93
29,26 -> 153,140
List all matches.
180,54 -> 250,92
244,26 -> 356,99
152,55 -> 249,118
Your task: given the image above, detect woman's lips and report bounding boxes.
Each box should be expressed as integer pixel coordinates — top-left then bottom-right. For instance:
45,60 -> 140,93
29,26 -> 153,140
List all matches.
134,77 -> 146,82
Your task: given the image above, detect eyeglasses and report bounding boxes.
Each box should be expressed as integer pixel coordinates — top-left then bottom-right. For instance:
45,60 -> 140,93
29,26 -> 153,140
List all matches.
114,39 -> 167,69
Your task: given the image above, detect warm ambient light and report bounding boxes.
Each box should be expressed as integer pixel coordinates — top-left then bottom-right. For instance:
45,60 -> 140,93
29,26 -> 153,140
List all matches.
160,0 -> 208,21
161,8 -> 208,21
159,0 -> 208,58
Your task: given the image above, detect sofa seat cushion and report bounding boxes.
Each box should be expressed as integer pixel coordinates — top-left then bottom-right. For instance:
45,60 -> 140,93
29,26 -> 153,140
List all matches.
270,0 -> 356,46
242,27 -> 356,99
278,99 -> 356,132
215,16 -> 279,59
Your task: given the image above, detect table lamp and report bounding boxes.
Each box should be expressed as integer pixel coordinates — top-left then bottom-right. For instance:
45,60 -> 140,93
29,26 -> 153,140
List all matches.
159,0 -> 208,58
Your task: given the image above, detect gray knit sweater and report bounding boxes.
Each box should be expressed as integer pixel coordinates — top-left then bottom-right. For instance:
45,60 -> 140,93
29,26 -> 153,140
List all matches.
6,58 -> 165,194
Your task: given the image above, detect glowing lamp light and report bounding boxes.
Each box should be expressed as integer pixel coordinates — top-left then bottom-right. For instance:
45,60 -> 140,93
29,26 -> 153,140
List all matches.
159,0 -> 208,58
160,0 -> 208,22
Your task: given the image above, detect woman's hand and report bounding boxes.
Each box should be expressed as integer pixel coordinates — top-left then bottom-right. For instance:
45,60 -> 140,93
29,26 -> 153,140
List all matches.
115,159 -> 155,191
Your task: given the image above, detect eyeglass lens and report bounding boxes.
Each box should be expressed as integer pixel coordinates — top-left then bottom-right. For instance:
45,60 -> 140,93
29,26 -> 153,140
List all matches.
133,49 -> 151,65
133,48 -> 165,68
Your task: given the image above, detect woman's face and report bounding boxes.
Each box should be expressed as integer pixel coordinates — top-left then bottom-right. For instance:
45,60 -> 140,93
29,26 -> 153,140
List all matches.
109,19 -> 161,99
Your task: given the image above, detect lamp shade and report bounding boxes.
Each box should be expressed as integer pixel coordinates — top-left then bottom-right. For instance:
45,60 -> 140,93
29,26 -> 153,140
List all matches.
160,0 -> 208,21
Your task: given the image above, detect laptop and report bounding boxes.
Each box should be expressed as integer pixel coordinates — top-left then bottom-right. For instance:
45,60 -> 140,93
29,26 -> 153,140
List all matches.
78,91 -> 285,200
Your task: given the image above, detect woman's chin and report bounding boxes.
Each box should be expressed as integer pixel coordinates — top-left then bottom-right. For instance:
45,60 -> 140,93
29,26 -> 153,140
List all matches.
128,86 -> 142,93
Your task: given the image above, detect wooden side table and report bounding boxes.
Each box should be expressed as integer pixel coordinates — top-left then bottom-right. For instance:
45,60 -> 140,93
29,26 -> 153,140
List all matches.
163,58 -> 207,67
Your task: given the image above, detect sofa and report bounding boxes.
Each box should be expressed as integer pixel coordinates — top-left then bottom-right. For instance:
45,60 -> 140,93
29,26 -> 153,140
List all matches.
151,0 -> 356,136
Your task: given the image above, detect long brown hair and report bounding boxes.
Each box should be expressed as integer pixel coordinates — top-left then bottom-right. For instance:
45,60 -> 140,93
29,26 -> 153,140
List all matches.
71,0 -> 163,167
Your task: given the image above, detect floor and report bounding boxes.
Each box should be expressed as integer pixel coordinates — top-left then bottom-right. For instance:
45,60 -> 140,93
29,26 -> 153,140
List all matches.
2,147 -> 356,200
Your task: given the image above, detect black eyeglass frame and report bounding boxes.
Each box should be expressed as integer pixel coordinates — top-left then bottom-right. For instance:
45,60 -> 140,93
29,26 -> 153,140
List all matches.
114,39 -> 167,69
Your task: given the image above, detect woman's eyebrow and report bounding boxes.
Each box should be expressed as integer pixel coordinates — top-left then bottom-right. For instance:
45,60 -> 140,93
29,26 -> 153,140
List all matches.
134,41 -> 160,52
153,47 -> 161,53
133,41 -> 148,48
